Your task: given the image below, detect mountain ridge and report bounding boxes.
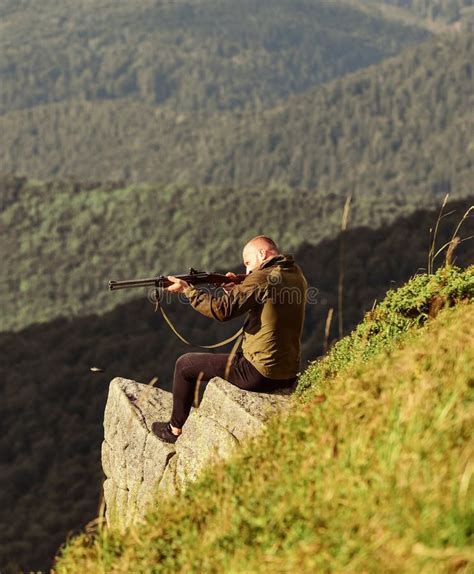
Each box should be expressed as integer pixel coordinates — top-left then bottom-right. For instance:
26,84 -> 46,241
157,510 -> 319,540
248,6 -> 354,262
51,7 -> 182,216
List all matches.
0,0 -> 430,116
1,30 -> 470,187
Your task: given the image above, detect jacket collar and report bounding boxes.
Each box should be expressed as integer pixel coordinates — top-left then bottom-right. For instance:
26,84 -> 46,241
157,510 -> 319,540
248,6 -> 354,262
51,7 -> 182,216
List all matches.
258,253 -> 294,271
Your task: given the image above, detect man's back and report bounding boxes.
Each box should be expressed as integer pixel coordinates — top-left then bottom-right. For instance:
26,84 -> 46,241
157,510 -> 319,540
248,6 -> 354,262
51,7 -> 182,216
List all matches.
242,254 -> 307,379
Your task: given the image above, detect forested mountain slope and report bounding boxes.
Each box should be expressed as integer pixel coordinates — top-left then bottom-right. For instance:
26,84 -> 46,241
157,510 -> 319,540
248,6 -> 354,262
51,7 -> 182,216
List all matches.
0,30 -> 470,186
0,0 -> 429,116
162,29 -> 472,191
0,201 -> 472,573
1,30 -> 472,332
1,174 -> 470,332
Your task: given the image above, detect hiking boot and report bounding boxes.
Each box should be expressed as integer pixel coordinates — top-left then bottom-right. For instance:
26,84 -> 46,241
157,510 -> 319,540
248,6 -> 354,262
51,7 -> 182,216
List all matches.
151,421 -> 180,444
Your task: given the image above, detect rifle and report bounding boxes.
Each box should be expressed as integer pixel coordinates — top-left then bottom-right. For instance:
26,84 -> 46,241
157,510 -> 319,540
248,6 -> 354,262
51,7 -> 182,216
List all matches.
108,268 -> 246,291
108,268 -> 247,349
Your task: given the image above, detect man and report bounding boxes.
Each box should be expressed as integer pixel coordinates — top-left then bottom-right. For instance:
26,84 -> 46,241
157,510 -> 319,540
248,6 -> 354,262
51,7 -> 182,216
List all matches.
151,235 -> 308,443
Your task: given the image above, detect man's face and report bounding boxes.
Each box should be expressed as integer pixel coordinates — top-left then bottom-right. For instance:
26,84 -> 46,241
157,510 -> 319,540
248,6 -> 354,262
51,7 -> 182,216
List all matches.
243,245 -> 265,274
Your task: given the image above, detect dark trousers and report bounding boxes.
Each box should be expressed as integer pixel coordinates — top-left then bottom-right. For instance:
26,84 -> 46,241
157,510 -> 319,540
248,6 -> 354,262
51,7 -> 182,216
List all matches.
170,350 -> 296,428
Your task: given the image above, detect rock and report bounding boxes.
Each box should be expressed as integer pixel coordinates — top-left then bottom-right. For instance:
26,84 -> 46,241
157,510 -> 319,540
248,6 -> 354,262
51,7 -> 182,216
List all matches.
137,434 -> 176,516
158,455 -> 179,498
102,378 -> 175,526
198,377 -> 292,441
173,412 -> 239,488
103,478 -> 128,527
102,376 -> 292,527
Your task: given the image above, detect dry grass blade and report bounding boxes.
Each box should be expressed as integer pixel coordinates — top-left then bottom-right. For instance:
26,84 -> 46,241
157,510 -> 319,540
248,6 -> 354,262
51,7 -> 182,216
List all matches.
341,194 -> 352,232
323,308 -> 334,354
338,194 -> 352,339
225,332 -> 243,380
147,376 -> 159,387
449,205 -> 474,238
428,193 -> 449,274
193,370 -> 204,408
84,496 -> 106,535
445,236 -> 461,267
429,203 -> 474,266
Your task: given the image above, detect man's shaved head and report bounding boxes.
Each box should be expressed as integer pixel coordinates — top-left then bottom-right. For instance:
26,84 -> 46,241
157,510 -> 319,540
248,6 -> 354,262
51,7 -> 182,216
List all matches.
242,235 -> 280,274
244,235 -> 279,253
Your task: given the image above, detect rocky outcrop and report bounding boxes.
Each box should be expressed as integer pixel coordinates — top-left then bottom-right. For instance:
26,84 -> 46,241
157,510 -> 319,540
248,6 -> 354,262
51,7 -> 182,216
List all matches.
102,377 -> 292,527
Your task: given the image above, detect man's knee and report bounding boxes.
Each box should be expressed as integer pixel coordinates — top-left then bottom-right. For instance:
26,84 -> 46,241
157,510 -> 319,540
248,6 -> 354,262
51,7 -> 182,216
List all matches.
174,352 -> 210,375
174,353 -> 194,373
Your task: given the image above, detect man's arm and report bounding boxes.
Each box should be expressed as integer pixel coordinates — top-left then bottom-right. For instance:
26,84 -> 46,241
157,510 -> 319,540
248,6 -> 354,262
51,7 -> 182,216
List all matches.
183,272 -> 267,322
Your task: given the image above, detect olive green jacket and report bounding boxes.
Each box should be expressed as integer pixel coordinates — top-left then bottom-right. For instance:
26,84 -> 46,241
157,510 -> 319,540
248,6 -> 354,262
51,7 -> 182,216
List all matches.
183,254 -> 308,379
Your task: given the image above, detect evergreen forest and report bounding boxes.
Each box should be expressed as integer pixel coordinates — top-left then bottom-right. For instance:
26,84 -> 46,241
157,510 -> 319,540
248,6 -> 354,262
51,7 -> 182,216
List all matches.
1,30 -> 471,186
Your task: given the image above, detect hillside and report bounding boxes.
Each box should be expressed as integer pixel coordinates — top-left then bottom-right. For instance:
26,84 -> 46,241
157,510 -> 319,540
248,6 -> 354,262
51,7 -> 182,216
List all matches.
0,29 -> 470,186
0,0 -> 429,117
55,268 -> 473,573
0,202 -> 472,573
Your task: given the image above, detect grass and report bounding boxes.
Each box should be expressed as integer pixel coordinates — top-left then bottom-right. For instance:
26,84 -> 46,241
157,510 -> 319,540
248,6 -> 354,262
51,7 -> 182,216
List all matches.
54,266 -> 473,573
297,265 -> 474,399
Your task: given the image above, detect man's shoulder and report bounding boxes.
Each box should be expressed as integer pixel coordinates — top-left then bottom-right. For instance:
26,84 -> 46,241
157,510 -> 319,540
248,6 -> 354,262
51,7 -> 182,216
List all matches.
241,269 -> 269,286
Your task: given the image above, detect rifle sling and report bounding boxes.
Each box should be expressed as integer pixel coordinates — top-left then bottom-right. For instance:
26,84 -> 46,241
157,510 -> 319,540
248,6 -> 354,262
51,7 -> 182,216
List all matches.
155,291 -> 244,349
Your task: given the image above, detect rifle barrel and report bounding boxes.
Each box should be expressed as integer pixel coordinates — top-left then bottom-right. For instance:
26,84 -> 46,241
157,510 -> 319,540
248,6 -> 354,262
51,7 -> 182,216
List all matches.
108,277 -> 164,290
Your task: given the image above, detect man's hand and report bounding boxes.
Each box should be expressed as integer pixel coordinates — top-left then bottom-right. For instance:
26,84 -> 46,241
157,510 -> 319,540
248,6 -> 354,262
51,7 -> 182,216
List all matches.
222,271 -> 237,293
166,275 -> 190,294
